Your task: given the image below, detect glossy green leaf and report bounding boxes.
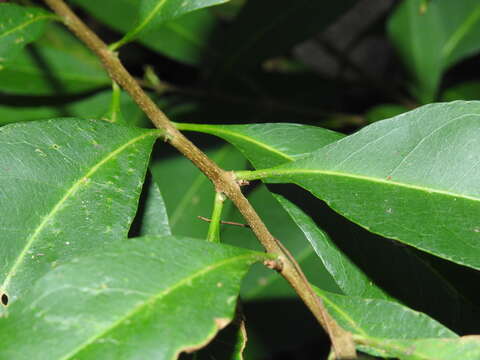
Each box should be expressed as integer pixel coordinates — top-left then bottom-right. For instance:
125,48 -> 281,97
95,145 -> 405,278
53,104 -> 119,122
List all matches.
356,336 -> 480,360
176,122 -> 344,169
182,121 -> 471,326
315,287 -> 458,357
273,194 -> 388,300
71,0 -> 218,65
138,175 -> 171,237
388,0 -> 480,103
0,118 -> 157,306
116,0 -> 228,49
241,101 -> 480,270
0,4 -> 55,63
318,287 -> 457,338
0,25 -> 110,95
208,0 -> 354,83
232,185 -> 471,337
0,236 -> 267,359
151,145 -> 247,238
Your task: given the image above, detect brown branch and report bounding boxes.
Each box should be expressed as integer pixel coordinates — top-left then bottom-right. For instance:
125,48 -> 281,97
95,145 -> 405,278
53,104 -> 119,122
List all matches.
41,0 -> 356,358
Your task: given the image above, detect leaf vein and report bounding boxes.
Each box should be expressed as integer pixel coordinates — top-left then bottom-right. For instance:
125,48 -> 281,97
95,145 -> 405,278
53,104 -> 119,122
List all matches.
0,131 -> 154,293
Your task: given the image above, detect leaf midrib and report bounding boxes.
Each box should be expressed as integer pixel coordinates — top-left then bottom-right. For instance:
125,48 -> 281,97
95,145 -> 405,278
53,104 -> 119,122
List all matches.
0,12 -> 55,40
255,168 -> 480,203
1,131 -> 155,293
125,0 -> 168,42
61,252 -> 259,360
442,4 -> 480,60
177,123 -> 294,162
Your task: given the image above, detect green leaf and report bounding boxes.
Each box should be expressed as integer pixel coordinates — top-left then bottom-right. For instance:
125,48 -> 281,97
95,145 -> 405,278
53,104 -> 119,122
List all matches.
176,121 -> 472,354
388,0 -> 480,103
208,0 -> 354,83
232,185 -> 471,336
176,122 -> 344,169
0,236 -> 267,359
223,185 -> 341,358
0,118 -> 157,306
115,0 -> 228,49
317,287 -> 457,338
365,104 -> 408,124
71,0 -> 218,65
442,81 -> 480,101
181,121 -> 471,324
0,4 -> 55,64
0,105 -> 59,126
0,24 -> 110,95
241,101 -> 480,270
224,185 -> 341,299
315,287 -> 458,357
273,194 -> 388,300
0,89 -> 147,127
356,336 -> 480,360
138,174 -> 171,237
151,145 -> 247,238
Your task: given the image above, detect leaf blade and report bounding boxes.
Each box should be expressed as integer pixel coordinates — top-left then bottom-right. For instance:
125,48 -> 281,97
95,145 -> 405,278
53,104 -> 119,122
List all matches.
181,119 -> 474,329
151,145 -> 247,238
355,336 -> 480,360
388,0 -> 480,102
0,4 -> 55,63
273,194 -> 389,300
0,25 -> 110,95
116,0 -> 228,48
138,173 -> 172,237
0,118 -> 157,304
71,0 -> 218,65
176,122 -> 344,169
315,286 -> 458,357
247,101 -> 480,269
0,236 -> 266,359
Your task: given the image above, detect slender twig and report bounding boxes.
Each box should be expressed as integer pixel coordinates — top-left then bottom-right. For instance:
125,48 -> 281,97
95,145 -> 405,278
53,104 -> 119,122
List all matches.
41,0 -> 357,358
198,216 -> 251,228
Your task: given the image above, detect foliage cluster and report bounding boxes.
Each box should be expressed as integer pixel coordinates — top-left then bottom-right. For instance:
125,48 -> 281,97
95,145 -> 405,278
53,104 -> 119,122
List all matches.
1,0 -> 480,359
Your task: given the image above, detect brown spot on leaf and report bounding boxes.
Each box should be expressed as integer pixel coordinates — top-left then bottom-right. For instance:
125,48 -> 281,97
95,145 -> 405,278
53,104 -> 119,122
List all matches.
1,293 -> 8,306
214,317 -> 230,330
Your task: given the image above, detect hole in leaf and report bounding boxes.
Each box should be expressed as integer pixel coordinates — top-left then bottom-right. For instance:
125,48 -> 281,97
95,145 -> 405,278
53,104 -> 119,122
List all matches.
1,293 -> 8,306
